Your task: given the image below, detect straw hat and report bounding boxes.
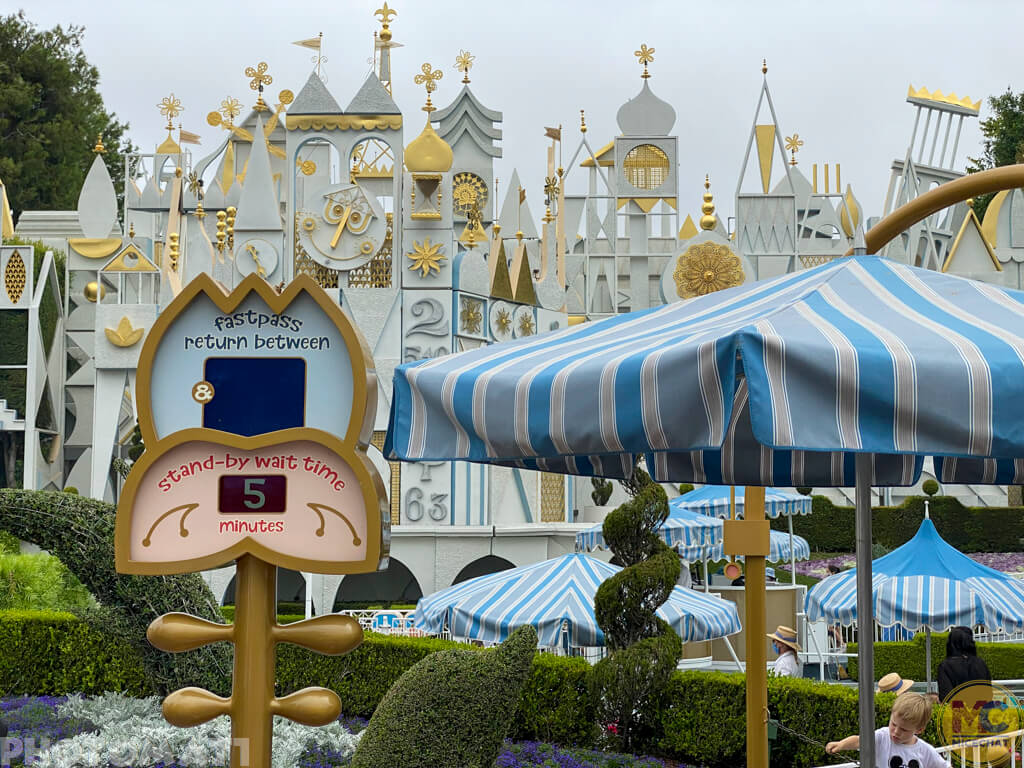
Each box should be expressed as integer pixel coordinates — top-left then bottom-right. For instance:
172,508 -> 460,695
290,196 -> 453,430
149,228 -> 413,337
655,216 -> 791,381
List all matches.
876,672 -> 914,695
766,625 -> 800,651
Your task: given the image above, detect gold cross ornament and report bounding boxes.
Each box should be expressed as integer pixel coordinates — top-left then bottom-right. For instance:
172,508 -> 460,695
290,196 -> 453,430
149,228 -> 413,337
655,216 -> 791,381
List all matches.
157,94 -> 184,130
244,62 -> 273,111
455,50 -> 475,84
784,133 -> 804,166
634,44 -> 655,79
414,62 -> 443,112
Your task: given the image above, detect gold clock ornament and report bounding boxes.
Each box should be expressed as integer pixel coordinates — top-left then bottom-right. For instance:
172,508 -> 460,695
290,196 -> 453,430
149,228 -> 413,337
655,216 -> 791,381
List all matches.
235,237 -> 280,278
295,182 -> 386,270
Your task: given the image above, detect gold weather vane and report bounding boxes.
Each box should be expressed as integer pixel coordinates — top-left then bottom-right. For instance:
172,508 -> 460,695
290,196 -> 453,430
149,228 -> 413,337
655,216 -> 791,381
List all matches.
244,61 -> 273,111
455,50 -> 475,84
293,33 -> 326,77
374,3 -> 397,29
414,62 -> 443,112
634,44 -> 655,79
157,94 -> 184,130
219,97 -> 243,127
785,133 -> 804,166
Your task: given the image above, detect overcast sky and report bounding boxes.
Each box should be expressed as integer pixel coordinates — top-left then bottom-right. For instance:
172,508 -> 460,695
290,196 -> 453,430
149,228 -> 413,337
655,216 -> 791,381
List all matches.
24,0 -> 1018,225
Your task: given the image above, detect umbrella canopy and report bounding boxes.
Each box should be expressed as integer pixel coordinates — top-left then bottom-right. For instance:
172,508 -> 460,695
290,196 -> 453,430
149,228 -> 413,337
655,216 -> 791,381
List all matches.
575,505 -> 722,560
414,553 -> 742,647
674,486 -> 811,519
805,518 -> 1024,633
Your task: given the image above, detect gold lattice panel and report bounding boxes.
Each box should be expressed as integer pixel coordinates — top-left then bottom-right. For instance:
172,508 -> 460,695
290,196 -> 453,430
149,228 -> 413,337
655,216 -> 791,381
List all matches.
799,254 -> 837,269
371,431 -> 401,525
4,249 -> 26,304
294,238 -> 339,288
348,213 -> 394,288
540,472 -> 566,522
623,144 -> 670,190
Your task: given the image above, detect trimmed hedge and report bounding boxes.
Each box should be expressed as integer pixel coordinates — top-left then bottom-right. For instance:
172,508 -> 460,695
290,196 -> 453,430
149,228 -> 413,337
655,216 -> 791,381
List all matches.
772,494 -> 1024,553
0,610 -> 150,696
847,631 -> 1024,682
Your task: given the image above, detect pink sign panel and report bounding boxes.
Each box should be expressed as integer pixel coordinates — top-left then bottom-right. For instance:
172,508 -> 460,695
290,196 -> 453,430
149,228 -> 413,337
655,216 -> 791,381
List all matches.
121,437 -> 381,573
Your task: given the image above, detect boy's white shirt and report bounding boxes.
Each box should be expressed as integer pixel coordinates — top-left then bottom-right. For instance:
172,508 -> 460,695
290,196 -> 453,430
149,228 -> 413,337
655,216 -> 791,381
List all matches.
873,726 -> 945,768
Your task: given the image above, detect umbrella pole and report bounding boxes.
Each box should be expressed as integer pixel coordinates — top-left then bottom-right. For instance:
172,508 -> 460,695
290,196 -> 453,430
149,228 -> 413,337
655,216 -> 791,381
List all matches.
855,455 -> 875,768
926,627 -> 932,693
744,486 -> 768,768
789,514 -> 796,586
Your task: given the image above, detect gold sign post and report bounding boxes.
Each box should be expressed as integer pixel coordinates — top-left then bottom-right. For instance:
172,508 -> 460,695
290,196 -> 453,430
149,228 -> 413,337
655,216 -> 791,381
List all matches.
116,275 -> 388,768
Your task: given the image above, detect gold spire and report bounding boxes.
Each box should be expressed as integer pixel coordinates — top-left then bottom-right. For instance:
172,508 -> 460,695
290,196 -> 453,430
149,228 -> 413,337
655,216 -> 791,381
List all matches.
128,222 -> 136,239
93,134 -> 106,154
226,206 -> 236,250
375,3 -> 397,42
634,44 -> 655,79
455,50 -> 475,84
700,175 -> 717,231
245,62 -> 273,112
414,62 -> 443,112
784,133 -> 803,166
215,211 -> 227,253
762,59 -> 767,75
580,109 -> 587,133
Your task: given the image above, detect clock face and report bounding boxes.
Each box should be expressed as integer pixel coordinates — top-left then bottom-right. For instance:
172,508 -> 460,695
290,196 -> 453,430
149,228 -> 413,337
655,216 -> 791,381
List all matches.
295,182 -> 387,270
235,237 -> 280,278
452,172 -> 488,217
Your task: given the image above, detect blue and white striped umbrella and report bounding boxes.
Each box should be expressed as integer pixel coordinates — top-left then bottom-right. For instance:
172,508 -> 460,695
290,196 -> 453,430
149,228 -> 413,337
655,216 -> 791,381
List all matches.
414,553 -> 742,647
386,256 -> 1024,486
575,505 -> 722,560
805,518 -> 1024,633
673,486 -> 811,519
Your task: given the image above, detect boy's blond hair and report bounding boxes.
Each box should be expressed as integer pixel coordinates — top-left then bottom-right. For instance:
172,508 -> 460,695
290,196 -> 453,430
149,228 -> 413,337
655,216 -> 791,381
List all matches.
891,692 -> 934,730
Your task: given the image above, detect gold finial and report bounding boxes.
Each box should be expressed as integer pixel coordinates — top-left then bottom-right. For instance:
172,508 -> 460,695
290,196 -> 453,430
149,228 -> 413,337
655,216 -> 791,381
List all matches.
128,222 -> 135,239
516,230 -> 524,242
580,109 -> 587,133
455,50 -> 475,84
700,174 -> 717,231
762,59 -> 767,75
215,210 -> 227,253
195,197 -> 206,220
168,232 -> 180,271
157,94 -> 184,131
244,62 -> 273,112
967,197 -> 975,209
93,133 -> 106,154
634,43 -> 655,79
414,62 -> 443,112
784,133 -> 803,166
375,2 -> 397,42
225,205 -> 236,249
219,96 -> 243,126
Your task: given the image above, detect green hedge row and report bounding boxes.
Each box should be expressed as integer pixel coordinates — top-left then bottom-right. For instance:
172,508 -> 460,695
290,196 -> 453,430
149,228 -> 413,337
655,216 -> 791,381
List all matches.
847,631 -> 1024,682
0,611 -> 961,767
772,494 -> 1024,553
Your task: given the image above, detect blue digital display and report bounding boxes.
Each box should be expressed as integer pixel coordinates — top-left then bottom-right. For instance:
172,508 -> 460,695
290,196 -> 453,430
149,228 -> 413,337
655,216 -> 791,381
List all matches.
202,357 -> 305,436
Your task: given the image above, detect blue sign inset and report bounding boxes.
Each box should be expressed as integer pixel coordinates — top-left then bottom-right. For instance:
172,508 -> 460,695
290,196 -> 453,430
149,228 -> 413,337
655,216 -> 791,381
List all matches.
203,357 -> 306,436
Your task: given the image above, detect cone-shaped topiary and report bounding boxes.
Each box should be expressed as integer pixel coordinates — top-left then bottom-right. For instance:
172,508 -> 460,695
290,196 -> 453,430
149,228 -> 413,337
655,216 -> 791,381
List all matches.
592,482 -> 682,751
351,624 -> 538,768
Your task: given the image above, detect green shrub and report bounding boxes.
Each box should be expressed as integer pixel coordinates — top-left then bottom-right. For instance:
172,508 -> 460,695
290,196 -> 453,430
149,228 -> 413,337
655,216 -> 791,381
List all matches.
512,652 -> 596,746
0,552 -> 95,611
591,477 -> 613,506
351,625 -> 537,768
922,479 -> 940,496
847,632 -> 1024,683
0,610 -> 150,695
61,487 -> 78,495
593,483 -> 682,751
772,494 -> 1024,553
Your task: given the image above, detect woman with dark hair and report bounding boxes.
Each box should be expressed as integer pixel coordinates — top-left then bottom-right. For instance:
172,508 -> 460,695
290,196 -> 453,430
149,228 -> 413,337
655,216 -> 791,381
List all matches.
937,626 -> 991,702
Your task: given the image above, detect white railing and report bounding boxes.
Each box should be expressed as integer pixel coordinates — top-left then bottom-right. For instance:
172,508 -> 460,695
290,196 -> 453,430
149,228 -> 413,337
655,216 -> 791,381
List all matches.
335,609 -> 426,637
813,727 -> 1024,768
835,622 -> 1024,647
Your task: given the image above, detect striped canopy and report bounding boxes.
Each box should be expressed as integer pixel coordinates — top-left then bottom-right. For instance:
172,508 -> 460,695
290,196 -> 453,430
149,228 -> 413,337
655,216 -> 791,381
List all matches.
673,486 -> 812,519
387,256 -> 1024,486
575,505 -> 722,560
414,553 -> 742,647
805,518 -> 1024,632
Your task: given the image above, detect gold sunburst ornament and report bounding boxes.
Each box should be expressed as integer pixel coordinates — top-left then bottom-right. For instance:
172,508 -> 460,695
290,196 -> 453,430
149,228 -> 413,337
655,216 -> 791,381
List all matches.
495,308 -> 512,336
455,50 -> 475,84
407,238 -> 446,277
673,242 -> 744,299
785,133 -> 804,166
634,44 -> 655,79
518,313 -> 535,336
157,94 -> 184,130
460,298 -> 482,334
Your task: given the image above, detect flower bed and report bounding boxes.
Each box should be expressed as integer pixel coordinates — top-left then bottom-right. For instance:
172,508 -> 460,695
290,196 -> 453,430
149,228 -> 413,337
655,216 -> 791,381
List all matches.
794,551 -> 1024,579
0,695 -> 677,768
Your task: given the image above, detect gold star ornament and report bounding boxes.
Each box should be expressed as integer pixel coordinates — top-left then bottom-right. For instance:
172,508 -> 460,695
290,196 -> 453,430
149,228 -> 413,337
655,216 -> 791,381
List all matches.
407,238 -> 446,277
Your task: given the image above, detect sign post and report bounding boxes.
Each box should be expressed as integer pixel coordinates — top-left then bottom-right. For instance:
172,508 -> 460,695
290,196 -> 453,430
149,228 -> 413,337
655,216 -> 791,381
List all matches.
116,275 -> 388,768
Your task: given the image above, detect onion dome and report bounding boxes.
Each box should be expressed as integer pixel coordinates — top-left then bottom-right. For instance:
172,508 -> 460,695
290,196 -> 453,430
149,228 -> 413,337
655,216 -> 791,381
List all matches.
405,119 -> 453,173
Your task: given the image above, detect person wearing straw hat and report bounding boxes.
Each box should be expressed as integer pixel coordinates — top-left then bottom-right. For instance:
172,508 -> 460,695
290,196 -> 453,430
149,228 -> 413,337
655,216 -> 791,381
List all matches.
767,625 -> 800,677
877,672 -> 914,696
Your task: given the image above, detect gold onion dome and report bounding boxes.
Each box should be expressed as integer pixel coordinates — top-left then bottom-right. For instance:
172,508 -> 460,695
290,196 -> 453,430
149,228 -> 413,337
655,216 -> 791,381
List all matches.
404,119 -> 453,173
699,175 -> 717,231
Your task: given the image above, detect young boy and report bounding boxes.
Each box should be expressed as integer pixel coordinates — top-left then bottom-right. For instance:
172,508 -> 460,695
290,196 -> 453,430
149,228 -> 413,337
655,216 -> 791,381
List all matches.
825,692 -> 944,768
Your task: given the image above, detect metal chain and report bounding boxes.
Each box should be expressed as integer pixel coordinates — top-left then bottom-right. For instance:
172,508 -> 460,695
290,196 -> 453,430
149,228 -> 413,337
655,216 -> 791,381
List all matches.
769,718 -> 860,767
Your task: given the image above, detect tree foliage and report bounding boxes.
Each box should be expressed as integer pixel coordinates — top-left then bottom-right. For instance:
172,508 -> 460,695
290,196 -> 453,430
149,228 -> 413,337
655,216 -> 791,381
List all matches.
967,88 -> 1024,221
0,12 -> 133,221
591,483 -> 682,751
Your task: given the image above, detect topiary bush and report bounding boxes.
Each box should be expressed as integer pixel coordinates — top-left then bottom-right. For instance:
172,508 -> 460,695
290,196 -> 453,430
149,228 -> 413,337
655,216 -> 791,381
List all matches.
592,482 -> 682,752
591,477 -> 613,506
350,625 -> 538,768
0,489 -> 231,695
922,478 -> 940,496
